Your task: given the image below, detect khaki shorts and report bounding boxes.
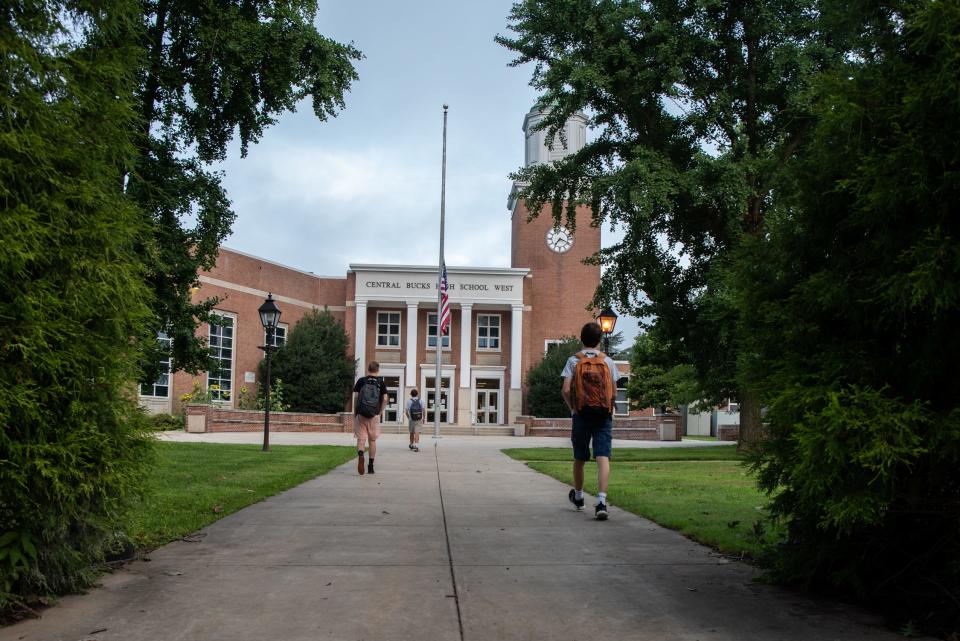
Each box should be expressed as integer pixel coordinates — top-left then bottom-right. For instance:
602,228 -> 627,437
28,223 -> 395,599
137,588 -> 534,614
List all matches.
409,419 -> 423,434
354,414 -> 381,442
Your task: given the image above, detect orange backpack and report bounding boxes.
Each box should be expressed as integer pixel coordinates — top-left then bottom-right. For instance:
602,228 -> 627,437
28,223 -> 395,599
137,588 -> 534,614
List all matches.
572,350 -> 614,415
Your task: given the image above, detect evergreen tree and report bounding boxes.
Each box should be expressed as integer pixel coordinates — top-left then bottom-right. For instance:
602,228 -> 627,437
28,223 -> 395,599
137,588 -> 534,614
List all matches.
0,1 -> 154,611
263,310 -> 354,413
739,1 -> 960,632
628,330 -> 700,412
525,339 -> 580,417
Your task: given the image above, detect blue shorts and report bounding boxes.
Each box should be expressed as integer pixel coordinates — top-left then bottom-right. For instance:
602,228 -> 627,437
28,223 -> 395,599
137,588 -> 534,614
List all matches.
571,412 -> 613,461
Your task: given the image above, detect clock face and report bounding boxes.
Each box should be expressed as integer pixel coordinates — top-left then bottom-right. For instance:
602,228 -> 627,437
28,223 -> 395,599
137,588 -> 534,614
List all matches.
546,226 -> 574,253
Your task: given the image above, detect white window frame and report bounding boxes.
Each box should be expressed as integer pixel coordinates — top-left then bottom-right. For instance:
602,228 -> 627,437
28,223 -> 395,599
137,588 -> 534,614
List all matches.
376,311 -> 402,349
476,313 -> 501,352
426,312 -> 452,350
614,375 -> 630,417
207,311 -> 236,406
544,339 -> 564,354
140,331 -> 172,398
265,322 -> 288,349
471,369 -> 505,425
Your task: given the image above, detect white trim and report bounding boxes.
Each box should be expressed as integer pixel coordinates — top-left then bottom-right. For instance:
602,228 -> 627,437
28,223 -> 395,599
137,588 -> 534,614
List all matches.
471,370 -> 505,425
476,313 -> 502,352
459,304 -> 472,388
425,312 -> 452,350
510,305 -> 523,390
405,304 -> 419,387
354,302 -> 367,380
265,322 -> 288,349
375,310 -> 402,350
350,264 -> 530,277
198,275 -> 347,312
207,310 -> 237,408
376,366 -> 406,425
544,339 -> 565,354
420,366 -> 457,424
614,373 -> 630,417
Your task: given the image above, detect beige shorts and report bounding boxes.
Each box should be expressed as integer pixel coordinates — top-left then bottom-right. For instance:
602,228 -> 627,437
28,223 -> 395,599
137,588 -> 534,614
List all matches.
409,419 -> 423,434
354,414 -> 381,442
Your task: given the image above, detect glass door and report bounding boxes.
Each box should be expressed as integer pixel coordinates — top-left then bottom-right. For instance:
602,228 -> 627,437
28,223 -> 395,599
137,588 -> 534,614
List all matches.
424,375 -> 452,423
475,378 -> 501,424
381,375 -> 401,423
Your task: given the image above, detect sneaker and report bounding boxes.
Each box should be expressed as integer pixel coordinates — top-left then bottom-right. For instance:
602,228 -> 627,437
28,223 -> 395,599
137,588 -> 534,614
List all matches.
595,502 -> 608,521
412,446 -> 420,452
568,489 -> 584,510
357,452 -> 365,476
408,443 -> 414,450
367,462 -> 375,475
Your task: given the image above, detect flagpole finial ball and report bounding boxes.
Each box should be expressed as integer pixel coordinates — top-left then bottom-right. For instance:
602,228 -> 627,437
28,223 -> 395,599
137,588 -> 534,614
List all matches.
443,103 -> 448,110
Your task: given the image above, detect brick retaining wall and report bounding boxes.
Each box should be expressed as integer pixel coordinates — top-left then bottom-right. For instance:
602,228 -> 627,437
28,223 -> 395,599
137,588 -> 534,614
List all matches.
718,424 -> 740,441
513,415 -> 682,441
185,405 -> 350,433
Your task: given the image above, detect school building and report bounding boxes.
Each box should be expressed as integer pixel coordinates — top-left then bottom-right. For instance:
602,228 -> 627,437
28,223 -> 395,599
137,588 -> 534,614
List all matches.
139,108 -> 638,428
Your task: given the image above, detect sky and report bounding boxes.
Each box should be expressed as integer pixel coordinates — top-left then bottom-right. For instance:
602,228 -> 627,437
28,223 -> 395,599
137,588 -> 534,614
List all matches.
213,0 -> 641,344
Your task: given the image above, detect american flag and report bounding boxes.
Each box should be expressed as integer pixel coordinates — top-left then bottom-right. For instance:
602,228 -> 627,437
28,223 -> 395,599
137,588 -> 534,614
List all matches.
439,263 -> 451,336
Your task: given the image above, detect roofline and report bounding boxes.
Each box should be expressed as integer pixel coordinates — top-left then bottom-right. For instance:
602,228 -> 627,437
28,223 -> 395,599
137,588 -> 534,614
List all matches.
349,263 -> 530,276
219,246 -> 345,280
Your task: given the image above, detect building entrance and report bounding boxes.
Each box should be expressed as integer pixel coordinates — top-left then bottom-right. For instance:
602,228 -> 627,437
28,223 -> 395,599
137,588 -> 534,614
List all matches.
475,377 -> 502,424
423,374 -> 453,424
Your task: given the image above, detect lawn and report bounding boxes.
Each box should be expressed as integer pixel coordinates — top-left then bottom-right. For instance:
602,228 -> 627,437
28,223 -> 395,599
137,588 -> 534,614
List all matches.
124,442 -> 356,549
503,446 -> 780,559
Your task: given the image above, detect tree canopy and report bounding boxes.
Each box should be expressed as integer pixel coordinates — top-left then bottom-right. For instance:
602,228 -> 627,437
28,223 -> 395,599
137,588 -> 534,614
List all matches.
131,0 -> 361,381
497,0 -> 842,444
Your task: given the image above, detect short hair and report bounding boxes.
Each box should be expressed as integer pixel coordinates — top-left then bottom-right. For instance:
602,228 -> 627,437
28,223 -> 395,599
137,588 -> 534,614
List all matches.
367,361 -> 380,373
411,389 -> 419,397
580,322 -> 603,348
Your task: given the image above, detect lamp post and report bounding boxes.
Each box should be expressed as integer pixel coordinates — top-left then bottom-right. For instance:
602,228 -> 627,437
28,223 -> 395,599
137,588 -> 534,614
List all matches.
597,306 -> 618,354
258,293 -> 282,452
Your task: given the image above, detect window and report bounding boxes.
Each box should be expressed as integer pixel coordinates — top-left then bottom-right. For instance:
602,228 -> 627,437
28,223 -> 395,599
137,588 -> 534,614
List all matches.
427,313 -> 451,348
140,332 -> 171,397
208,313 -> 234,403
266,323 -> 287,349
614,377 -> 629,416
477,314 -> 501,350
544,339 -> 564,354
377,311 -> 401,348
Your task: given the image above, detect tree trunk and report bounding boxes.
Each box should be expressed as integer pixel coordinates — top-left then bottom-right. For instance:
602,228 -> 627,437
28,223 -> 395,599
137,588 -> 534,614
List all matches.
737,387 -> 763,453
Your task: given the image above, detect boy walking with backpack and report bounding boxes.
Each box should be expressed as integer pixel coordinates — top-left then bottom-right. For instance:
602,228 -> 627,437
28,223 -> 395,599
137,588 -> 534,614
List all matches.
561,322 -> 620,520
353,361 -> 388,475
404,389 -> 424,452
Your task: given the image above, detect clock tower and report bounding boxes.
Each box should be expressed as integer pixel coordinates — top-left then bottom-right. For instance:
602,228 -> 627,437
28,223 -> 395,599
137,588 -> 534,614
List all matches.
508,107 -> 601,391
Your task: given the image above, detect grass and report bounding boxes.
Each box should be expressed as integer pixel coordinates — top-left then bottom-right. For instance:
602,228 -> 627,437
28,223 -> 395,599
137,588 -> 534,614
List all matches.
682,435 -> 719,441
124,442 -> 356,549
503,446 -> 779,559
502,444 -> 741,462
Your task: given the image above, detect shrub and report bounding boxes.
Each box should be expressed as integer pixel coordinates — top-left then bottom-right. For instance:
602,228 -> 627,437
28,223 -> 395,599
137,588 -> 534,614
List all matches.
146,413 -> 185,431
263,310 -> 353,413
525,338 -> 579,417
0,3 -> 154,616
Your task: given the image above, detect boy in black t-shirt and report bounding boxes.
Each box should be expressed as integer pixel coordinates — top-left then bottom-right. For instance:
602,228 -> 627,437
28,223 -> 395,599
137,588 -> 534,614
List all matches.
353,361 -> 388,475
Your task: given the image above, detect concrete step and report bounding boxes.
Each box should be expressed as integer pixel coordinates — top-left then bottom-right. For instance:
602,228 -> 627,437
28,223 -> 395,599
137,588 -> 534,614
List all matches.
378,424 -> 516,436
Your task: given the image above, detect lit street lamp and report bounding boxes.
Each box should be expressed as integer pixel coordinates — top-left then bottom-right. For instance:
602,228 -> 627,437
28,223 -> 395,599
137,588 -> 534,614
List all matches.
258,293 -> 282,452
597,306 -> 618,354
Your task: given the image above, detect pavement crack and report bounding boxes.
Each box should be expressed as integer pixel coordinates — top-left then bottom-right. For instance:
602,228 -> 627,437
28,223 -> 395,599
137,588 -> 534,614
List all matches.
435,441 -> 466,641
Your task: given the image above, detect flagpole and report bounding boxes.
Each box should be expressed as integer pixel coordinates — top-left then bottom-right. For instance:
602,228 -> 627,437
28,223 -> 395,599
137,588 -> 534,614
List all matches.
435,104 -> 448,440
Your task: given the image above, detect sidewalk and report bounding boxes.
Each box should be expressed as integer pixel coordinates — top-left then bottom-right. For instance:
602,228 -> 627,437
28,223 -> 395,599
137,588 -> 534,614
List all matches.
2,436 -> 904,641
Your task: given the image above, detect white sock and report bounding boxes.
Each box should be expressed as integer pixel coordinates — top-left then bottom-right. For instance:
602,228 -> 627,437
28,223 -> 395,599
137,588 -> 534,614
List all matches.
575,489 -> 584,501
598,492 -> 607,505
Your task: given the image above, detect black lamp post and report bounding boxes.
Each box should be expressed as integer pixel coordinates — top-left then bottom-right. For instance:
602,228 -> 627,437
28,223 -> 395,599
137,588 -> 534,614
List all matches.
258,293 -> 282,452
597,306 -> 618,354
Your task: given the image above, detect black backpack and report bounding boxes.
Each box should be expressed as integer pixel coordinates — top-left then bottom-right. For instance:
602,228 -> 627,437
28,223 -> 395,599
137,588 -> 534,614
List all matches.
409,398 -> 423,421
357,377 -> 382,418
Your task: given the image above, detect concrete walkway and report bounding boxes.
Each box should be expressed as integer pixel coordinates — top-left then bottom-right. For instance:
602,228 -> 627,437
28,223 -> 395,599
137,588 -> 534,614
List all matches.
3,435 -> 904,641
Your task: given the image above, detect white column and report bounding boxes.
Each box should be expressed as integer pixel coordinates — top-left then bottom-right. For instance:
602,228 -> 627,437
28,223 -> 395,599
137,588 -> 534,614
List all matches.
405,303 -> 418,387
459,303 -> 472,388
510,304 -> 523,389
354,301 -> 367,381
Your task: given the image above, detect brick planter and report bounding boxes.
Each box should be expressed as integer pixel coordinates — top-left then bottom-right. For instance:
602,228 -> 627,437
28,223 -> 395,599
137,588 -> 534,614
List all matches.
185,404 -> 350,433
512,415 -> 681,441
718,424 -> 740,441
